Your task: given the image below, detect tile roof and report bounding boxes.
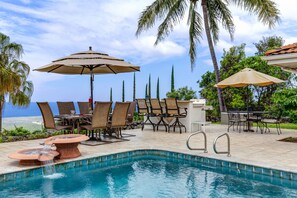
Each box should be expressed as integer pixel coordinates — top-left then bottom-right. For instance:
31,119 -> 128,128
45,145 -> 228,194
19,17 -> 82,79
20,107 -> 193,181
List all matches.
265,43 -> 297,56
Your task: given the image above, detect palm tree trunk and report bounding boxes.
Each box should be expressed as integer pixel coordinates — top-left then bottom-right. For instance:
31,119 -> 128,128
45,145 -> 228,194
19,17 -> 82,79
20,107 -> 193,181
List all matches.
201,0 -> 226,112
0,95 -> 4,132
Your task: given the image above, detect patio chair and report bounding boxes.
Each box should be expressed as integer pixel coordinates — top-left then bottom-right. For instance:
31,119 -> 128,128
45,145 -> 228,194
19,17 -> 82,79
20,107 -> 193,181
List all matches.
149,98 -> 168,132
125,101 -> 137,129
136,99 -> 155,131
261,110 -> 282,135
37,102 -> 73,134
79,102 -> 112,140
164,98 -> 187,133
77,102 -> 90,114
57,101 -> 76,126
57,101 -> 76,115
107,102 -> 130,138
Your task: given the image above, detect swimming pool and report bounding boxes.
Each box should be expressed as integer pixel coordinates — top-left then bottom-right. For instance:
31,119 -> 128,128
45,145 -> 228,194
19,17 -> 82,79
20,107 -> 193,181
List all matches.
1,150 -> 297,197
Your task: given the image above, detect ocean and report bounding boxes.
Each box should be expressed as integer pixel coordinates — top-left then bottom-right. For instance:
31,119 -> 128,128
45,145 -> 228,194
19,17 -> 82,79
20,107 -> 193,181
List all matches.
2,102 -> 78,118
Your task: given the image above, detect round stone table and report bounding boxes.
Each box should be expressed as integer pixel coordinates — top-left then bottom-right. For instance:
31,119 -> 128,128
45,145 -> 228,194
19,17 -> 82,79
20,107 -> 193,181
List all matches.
44,134 -> 89,159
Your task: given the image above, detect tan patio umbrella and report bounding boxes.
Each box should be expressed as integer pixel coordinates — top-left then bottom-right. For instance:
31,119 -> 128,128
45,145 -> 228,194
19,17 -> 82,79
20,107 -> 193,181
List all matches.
34,47 -> 140,109
215,67 -> 284,131
215,68 -> 284,88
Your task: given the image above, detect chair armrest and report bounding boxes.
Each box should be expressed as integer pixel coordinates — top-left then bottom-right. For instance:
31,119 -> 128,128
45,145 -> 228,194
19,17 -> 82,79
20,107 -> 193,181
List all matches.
179,107 -> 188,115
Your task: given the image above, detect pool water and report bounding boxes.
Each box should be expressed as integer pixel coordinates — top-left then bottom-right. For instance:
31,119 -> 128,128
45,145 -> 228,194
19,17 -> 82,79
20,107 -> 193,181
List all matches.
1,157 -> 297,198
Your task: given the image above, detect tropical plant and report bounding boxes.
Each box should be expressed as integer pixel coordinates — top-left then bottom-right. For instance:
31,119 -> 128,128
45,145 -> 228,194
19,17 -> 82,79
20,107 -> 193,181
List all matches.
166,86 -> 196,100
145,83 -> 148,98
122,81 -> 125,102
171,65 -> 174,92
0,33 -> 33,132
199,40 -> 293,119
156,77 -> 160,99
254,35 -> 284,55
136,0 -> 280,113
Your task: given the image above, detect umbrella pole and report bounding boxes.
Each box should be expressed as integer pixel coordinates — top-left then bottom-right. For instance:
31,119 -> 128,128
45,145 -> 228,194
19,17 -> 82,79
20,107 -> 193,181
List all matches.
90,71 -> 94,110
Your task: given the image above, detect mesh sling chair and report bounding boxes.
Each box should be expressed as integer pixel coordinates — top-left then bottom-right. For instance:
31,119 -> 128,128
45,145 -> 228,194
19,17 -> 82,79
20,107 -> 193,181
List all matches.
77,102 -> 90,114
107,102 -> 130,138
136,99 -> 155,131
37,102 -> 73,134
57,101 -> 76,126
79,102 -> 112,140
149,98 -> 168,131
164,98 -> 187,133
125,101 -> 137,129
57,101 -> 76,115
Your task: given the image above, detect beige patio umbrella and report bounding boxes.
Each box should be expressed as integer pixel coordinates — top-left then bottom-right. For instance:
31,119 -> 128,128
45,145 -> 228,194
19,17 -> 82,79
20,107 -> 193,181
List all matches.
215,67 -> 284,131
34,47 -> 140,108
215,68 -> 284,88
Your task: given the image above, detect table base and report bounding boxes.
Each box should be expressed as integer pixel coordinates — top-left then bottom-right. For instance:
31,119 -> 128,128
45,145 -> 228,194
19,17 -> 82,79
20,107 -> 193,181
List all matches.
55,143 -> 81,159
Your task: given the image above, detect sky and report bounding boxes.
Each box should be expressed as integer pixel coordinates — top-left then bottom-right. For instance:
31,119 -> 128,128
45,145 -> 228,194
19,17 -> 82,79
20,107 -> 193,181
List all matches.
0,0 -> 297,102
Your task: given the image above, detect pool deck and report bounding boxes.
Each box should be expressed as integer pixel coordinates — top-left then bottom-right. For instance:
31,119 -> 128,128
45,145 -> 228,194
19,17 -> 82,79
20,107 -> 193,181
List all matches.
1,124 -> 297,175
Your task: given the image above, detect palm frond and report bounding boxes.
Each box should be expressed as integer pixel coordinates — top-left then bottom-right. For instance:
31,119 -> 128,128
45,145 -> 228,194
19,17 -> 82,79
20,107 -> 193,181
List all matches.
230,0 -> 280,28
188,1 -> 203,70
207,0 -> 235,43
155,0 -> 187,45
136,0 -> 177,36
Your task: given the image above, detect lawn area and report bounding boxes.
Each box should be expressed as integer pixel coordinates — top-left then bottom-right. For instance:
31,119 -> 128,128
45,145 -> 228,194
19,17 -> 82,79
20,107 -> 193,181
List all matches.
212,122 -> 297,130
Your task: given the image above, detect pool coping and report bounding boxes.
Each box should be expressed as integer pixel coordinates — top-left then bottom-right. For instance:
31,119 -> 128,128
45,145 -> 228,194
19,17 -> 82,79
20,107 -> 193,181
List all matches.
1,149 -> 297,183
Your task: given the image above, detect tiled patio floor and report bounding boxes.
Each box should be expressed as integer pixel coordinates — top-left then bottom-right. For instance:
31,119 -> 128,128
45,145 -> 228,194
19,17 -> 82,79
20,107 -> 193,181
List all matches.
1,124 -> 297,175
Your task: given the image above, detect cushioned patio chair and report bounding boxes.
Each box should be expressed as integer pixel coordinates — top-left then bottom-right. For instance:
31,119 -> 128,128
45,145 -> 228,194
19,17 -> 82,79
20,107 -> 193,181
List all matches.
37,102 -> 73,134
79,102 -> 112,140
164,98 -> 187,133
107,102 -> 130,138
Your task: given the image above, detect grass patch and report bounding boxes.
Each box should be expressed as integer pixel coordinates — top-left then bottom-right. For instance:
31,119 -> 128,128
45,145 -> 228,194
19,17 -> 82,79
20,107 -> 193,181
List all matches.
211,122 -> 297,130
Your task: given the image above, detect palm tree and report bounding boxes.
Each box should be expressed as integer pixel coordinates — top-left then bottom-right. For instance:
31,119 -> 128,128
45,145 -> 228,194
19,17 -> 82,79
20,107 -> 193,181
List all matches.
0,33 -> 33,131
136,0 -> 279,112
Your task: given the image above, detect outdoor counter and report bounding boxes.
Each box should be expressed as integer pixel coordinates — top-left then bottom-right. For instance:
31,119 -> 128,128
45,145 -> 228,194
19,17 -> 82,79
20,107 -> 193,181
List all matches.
148,100 -> 207,132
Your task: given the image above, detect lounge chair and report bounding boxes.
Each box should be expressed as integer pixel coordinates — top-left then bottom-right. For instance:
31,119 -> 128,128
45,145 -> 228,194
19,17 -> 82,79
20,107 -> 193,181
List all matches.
107,102 -> 130,138
37,102 -> 73,134
79,102 -> 112,140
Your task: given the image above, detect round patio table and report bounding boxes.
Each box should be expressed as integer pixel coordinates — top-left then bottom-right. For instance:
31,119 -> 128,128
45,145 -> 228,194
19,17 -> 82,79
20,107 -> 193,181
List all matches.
44,134 -> 89,159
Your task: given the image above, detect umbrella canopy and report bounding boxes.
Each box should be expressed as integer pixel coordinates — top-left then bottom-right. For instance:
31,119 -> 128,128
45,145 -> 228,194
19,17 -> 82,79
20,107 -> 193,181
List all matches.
34,47 -> 140,108
215,68 -> 284,88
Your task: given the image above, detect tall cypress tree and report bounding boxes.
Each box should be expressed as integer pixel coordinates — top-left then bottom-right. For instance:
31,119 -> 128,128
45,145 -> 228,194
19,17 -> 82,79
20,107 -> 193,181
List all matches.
122,80 -> 125,102
133,72 -> 136,101
110,87 -> 113,102
145,83 -> 148,99
148,74 -> 151,98
171,65 -> 175,92
156,77 -> 160,99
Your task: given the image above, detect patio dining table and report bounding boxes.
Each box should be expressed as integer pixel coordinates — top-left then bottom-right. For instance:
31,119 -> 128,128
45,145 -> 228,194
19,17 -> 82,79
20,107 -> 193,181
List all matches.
238,111 -> 269,132
55,114 -> 92,133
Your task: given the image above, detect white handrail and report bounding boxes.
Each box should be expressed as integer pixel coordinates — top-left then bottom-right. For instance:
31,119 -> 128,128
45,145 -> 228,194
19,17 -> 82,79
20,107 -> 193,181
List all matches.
186,131 -> 208,153
213,133 -> 231,157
